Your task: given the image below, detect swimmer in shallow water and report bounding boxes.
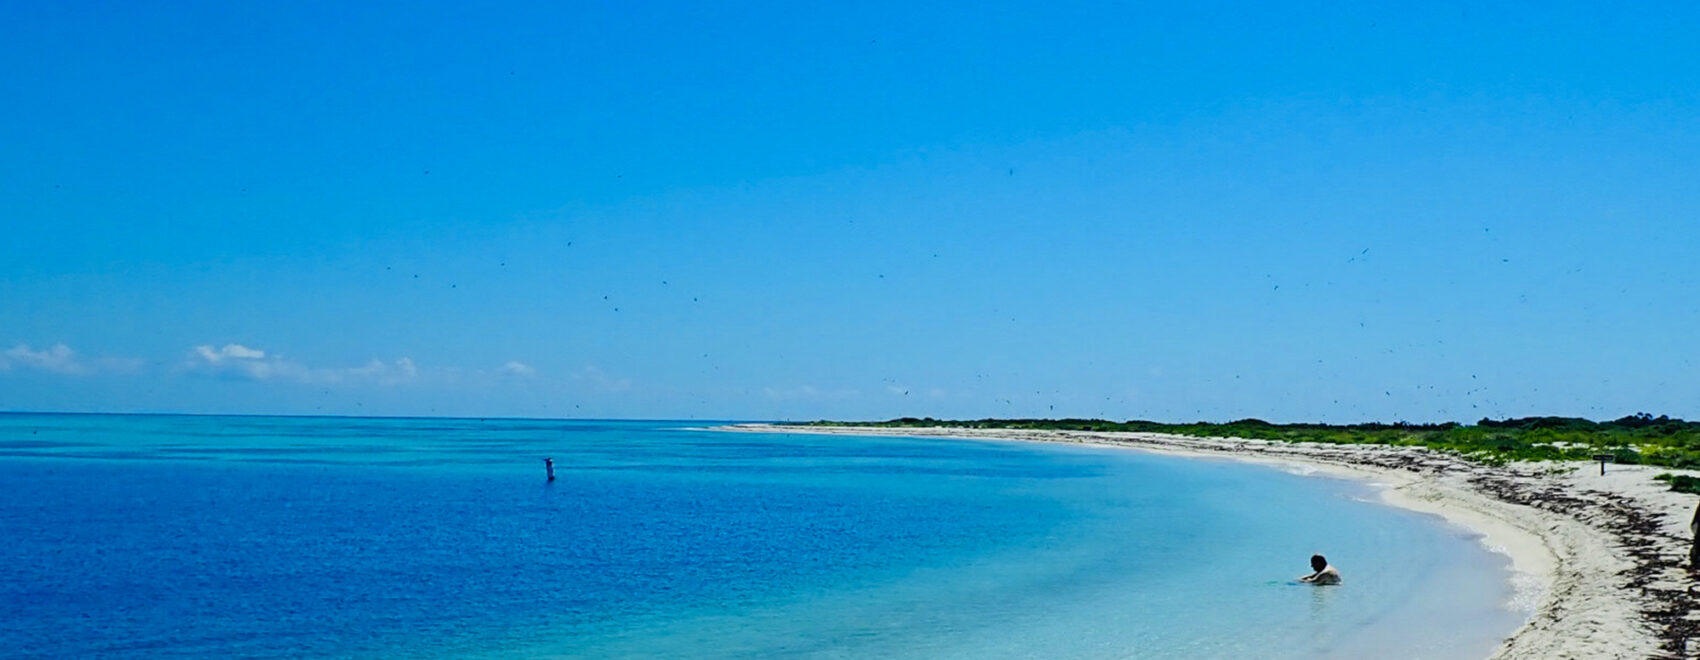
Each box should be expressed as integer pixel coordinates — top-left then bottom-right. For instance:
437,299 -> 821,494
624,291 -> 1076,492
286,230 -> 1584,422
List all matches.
1297,554 -> 1341,585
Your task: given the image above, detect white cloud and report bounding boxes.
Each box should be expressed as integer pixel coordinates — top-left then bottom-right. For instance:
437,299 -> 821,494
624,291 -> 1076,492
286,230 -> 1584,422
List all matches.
187,344 -> 296,380
184,344 -> 423,385
4,343 -> 87,374
0,343 -> 145,376
196,344 -> 266,361
501,361 -> 537,376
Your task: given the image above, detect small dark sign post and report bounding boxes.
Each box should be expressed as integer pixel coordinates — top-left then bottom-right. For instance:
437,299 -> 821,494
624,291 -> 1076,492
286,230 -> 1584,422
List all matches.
1593,453 -> 1615,476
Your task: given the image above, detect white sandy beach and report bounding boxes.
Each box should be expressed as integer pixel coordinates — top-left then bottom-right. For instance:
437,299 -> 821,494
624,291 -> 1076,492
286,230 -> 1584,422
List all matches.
722,424 -> 1700,659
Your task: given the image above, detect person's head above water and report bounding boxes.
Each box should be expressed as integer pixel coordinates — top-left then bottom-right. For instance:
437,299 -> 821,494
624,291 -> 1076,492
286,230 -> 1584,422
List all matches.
1310,554 -> 1328,572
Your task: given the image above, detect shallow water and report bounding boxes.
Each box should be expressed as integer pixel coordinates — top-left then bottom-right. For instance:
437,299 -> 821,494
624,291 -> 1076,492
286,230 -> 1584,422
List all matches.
0,414 -> 1526,658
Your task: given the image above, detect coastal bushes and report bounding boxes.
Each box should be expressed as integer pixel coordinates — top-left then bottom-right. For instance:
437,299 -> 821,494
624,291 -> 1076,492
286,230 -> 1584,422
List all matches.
1655,473 -> 1700,495
807,414 -> 1700,470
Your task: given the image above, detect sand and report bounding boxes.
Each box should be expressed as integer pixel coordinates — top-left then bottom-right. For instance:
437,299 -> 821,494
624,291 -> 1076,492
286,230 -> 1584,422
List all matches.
720,424 -> 1700,659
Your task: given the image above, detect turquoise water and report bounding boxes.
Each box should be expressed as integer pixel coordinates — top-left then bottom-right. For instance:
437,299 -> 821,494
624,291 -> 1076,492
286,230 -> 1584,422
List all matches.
0,414 -> 1526,658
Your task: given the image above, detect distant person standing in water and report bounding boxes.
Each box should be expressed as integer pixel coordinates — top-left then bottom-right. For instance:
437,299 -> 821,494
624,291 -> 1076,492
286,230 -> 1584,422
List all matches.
544,457 -> 556,482
1298,554 -> 1341,584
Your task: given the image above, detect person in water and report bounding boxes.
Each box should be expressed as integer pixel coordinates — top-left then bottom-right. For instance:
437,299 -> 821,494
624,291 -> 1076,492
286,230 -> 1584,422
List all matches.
1297,554 -> 1341,584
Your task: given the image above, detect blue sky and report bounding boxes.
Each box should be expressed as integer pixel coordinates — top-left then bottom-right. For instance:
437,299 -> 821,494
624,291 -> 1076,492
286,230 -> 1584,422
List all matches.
2,1 -> 1697,422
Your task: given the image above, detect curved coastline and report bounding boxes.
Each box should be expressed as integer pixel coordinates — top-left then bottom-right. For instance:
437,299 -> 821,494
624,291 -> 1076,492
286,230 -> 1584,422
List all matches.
720,423 -> 1700,659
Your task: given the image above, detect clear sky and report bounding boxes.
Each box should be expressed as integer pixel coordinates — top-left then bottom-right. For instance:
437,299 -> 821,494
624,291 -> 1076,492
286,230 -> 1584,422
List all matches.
2,2 -> 1697,422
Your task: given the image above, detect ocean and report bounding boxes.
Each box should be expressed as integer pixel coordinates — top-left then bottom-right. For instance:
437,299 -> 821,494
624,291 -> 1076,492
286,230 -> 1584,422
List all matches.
0,414 -> 1527,659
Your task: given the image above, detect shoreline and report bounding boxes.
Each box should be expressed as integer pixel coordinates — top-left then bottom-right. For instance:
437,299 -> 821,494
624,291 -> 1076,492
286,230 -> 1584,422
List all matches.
720,424 -> 1700,659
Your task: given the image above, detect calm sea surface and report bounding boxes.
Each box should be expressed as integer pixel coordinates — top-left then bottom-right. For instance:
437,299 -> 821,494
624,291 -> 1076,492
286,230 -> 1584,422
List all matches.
0,414 -> 1527,659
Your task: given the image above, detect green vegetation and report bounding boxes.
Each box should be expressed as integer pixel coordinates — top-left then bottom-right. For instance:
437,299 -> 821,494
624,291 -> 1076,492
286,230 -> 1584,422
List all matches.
1654,473 -> 1700,495
800,413 -> 1700,470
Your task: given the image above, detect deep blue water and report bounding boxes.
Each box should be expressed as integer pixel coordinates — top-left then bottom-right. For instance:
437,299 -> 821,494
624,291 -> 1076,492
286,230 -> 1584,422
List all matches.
0,414 -> 1526,658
